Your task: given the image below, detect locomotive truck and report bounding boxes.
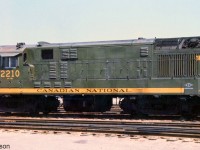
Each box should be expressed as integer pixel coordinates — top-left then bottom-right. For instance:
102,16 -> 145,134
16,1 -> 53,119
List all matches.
0,36 -> 200,116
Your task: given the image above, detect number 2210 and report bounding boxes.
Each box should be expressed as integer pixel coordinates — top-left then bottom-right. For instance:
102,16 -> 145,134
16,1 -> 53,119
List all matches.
0,70 -> 20,78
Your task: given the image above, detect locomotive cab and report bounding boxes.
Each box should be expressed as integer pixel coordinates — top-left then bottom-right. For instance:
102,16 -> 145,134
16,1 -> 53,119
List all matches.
0,44 -> 59,114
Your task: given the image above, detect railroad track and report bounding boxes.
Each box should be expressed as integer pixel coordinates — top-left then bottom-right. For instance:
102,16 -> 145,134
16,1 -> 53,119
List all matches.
0,118 -> 200,139
0,105 -> 190,120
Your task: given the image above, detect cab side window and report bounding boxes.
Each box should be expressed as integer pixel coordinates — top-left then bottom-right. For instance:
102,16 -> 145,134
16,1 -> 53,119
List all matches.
2,57 -> 18,68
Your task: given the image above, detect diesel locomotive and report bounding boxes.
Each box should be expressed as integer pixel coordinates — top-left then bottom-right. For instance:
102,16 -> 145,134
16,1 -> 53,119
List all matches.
0,36 -> 200,116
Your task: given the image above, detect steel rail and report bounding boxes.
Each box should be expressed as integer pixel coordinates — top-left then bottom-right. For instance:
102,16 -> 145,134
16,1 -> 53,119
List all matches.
1,117 -> 200,127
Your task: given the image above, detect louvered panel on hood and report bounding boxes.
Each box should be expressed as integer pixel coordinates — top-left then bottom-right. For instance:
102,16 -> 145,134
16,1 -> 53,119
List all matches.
49,62 -> 57,79
61,48 -> 77,60
60,62 -> 68,79
157,53 -> 198,77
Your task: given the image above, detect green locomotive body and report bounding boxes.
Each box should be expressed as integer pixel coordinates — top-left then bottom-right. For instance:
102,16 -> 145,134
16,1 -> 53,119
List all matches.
0,37 -> 200,115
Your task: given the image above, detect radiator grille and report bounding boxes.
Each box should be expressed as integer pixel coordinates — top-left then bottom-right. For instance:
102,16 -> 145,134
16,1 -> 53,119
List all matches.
157,54 -> 198,77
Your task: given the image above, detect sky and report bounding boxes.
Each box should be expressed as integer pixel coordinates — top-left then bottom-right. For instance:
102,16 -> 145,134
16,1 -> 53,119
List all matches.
1,0 -> 200,45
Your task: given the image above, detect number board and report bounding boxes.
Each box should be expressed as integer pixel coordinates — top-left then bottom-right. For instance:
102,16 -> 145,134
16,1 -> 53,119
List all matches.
0,70 -> 20,80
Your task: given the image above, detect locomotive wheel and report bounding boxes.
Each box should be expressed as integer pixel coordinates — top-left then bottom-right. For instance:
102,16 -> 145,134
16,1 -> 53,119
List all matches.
29,106 -> 39,115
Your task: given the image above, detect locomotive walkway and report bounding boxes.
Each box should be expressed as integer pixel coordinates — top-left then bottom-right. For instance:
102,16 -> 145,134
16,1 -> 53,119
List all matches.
0,117 -> 200,139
